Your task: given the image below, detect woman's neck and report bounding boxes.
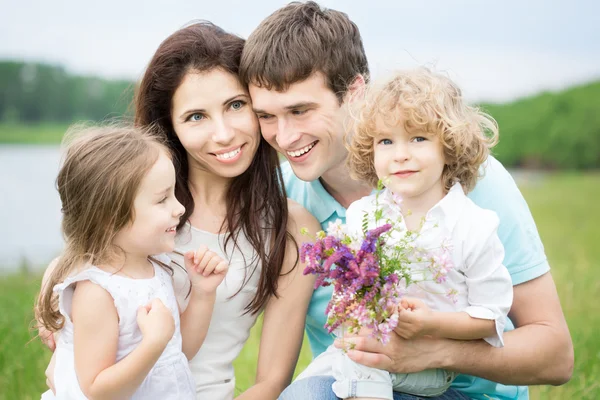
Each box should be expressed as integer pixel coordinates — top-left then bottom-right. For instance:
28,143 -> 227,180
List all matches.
186,163 -> 232,233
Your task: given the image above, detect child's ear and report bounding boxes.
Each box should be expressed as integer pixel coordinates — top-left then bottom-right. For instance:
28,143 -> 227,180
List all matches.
344,74 -> 367,104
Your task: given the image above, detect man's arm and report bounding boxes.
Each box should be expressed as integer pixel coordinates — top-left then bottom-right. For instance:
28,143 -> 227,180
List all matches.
338,272 -> 573,385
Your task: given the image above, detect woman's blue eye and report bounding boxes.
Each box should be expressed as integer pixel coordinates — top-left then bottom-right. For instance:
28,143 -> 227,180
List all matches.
190,113 -> 204,121
231,100 -> 245,110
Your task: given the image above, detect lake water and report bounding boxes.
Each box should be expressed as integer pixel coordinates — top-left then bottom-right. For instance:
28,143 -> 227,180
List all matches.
1,145 -> 63,273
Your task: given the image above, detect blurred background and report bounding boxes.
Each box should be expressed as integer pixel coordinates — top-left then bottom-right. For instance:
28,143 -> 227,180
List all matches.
1,1 -> 598,399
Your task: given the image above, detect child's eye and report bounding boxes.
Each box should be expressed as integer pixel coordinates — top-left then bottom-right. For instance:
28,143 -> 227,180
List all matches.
230,100 -> 246,111
378,138 -> 393,145
412,136 -> 426,143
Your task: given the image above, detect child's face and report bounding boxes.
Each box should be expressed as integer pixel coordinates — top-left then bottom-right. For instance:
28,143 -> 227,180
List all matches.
114,149 -> 185,257
373,116 -> 446,207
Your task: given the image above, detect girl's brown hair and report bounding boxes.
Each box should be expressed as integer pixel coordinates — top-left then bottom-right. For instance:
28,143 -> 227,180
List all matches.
347,67 -> 499,193
134,21 -> 295,314
36,123 -> 171,332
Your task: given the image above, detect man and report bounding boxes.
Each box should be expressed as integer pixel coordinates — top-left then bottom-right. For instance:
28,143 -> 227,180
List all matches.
239,2 -> 573,399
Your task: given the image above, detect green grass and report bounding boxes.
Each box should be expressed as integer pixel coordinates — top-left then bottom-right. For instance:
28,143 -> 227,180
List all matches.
0,122 -> 69,144
1,173 -> 598,399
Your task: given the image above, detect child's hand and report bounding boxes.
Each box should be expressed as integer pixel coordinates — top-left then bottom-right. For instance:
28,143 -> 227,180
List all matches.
184,245 -> 229,294
137,298 -> 175,346
394,297 -> 435,339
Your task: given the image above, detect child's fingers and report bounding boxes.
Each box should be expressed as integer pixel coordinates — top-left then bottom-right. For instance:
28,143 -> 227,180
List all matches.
400,298 -> 410,310
201,255 -> 222,276
195,250 -> 215,272
214,260 -> 229,274
184,251 -> 195,268
193,245 -> 210,265
397,308 -> 416,323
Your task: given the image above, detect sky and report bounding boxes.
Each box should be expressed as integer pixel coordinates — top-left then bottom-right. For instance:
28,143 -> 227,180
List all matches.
1,0 -> 599,103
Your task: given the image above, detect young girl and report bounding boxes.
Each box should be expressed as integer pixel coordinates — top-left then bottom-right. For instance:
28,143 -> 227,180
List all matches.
294,68 -> 514,400
36,124 -> 228,400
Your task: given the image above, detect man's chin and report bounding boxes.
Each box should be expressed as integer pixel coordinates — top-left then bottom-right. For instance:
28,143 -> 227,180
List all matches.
289,162 -> 322,182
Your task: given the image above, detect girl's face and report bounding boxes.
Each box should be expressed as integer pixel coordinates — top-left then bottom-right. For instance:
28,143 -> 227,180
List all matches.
171,68 -> 260,179
113,149 -> 185,257
373,115 -> 446,209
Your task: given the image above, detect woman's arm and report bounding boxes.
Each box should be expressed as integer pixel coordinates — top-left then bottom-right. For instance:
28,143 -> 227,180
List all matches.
236,200 -> 320,400
72,281 -> 174,400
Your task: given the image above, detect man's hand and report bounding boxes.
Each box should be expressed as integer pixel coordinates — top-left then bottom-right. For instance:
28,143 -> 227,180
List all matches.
334,330 -> 449,374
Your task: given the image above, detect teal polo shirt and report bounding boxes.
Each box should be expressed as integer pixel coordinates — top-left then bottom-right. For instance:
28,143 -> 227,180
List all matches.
282,156 -> 551,400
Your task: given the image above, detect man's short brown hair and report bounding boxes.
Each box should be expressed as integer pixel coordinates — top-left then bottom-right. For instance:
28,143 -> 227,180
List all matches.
240,1 -> 369,102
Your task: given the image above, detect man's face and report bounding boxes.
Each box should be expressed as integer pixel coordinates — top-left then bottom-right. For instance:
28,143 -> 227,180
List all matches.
249,72 -> 348,182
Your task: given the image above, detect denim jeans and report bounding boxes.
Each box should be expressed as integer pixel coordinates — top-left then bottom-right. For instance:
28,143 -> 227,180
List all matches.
279,375 -> 472,400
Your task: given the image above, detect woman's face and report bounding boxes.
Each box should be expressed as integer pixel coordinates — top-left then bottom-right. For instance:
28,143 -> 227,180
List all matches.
171,68 -> 260,179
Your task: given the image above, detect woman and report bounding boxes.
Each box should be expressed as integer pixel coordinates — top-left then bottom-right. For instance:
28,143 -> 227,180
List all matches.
40,21 -> 319,399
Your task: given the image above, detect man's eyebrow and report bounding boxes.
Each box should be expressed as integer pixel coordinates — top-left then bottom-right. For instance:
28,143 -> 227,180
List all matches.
253,102 -> 318,115
252,107 -> 269,114
284,102 -> 318,110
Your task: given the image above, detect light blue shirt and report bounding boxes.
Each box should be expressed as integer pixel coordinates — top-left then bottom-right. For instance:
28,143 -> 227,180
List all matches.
282,156 -> 550,400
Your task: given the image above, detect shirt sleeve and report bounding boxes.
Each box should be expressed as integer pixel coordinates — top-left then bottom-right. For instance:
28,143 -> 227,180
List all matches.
345,197 -> 370,237
468,156 -> 550,284
462,208 -> 514,347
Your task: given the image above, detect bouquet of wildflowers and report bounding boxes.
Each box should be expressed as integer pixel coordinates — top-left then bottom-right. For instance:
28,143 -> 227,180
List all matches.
301,186 -> 454,344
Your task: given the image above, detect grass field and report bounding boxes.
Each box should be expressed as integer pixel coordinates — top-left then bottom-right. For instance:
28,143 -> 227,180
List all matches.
1,173 -> 598,399
0,123 -> 69,144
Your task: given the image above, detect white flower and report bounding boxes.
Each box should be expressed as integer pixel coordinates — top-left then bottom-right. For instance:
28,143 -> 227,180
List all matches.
326,219 -> 346,239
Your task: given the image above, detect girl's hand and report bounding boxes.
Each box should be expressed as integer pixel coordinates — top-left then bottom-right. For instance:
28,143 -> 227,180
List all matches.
394,297 -> 436,339
137,298 -> 175,346
184,245 -> 229,294
38,323 -> 57,352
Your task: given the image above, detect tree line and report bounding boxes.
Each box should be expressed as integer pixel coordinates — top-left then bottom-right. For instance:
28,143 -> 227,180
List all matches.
1,60 -> 598,169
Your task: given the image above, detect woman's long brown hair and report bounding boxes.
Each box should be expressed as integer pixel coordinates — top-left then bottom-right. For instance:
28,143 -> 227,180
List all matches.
134,21 -> 296,314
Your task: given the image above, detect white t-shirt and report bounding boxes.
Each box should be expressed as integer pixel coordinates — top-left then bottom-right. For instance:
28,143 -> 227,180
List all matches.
346,183 -> 513,346
171,224 -> 262,400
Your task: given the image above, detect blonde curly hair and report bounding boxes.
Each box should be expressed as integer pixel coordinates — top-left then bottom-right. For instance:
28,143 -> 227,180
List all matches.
346,67 -> 498,193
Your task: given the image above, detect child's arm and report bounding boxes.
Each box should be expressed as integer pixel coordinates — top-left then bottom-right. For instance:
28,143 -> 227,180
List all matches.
72,281 -> 174,400
396,210 -> 513,346
396,298 -> 496,340
180,246 -> 228,360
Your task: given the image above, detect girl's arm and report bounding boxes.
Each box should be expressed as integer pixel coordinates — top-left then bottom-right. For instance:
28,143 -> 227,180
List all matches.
180,248 -> 228,360
180,290 -> 216,360
236,200 -> 320,400
72,281 -> 174,400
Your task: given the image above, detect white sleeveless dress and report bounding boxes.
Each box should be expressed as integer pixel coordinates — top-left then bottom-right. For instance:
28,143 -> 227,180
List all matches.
41,255 -> 196,400
171,224 -> 262,400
